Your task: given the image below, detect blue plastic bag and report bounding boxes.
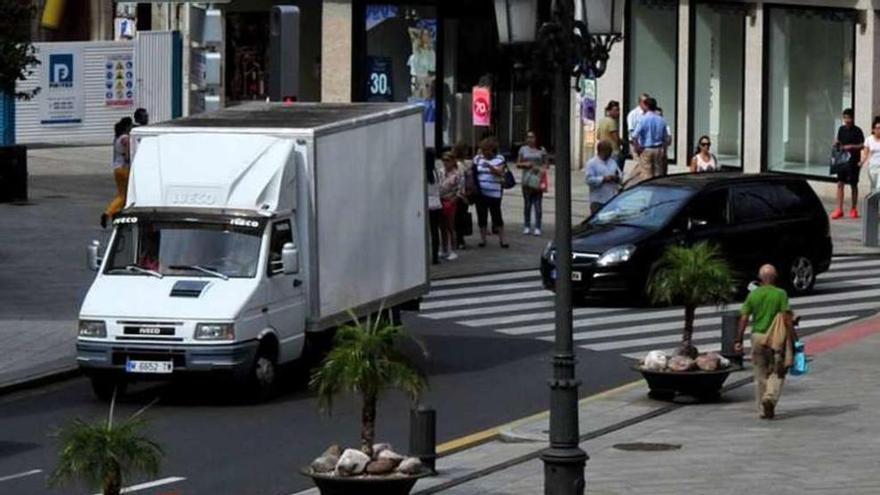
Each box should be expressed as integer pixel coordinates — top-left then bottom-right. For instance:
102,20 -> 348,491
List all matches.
790,340 -> 808,376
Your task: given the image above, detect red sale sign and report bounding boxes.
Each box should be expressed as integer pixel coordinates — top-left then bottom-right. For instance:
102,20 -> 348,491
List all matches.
472,86 -> 491,127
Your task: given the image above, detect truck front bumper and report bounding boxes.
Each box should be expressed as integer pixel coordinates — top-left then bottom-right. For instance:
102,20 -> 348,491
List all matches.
76,340 -> 259,378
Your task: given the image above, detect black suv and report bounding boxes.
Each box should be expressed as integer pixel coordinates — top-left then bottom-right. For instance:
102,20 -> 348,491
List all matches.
541,173 -> 832,297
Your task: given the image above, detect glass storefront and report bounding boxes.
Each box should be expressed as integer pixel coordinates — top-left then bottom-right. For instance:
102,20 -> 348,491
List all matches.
354,1 -> 551,155
765,7 -> 855,178
691,3 -> 745,169
364,5 -> 438,146
627,0 -> 678,161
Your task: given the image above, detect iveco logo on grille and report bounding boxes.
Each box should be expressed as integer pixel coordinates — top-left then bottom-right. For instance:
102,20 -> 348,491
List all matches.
124,326 -> 174,336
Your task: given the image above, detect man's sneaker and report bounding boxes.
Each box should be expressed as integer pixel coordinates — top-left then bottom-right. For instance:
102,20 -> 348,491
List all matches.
523,227 -> 531,235
830,208 -> 844,219
533,228 -> 542,236
849,208 -> 859,219
761,399 -> 775,419
446,251 -> 458,260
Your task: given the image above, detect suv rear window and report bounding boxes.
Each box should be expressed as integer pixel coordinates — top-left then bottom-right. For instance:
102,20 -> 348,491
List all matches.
732,183 -> 808,222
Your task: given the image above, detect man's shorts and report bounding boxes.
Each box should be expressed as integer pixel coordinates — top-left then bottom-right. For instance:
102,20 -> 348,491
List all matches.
837,163 -> 860,186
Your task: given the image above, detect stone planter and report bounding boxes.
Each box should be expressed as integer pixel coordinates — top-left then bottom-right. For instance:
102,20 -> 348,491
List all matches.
637,366 -> 739,402
301,469 -> 430,495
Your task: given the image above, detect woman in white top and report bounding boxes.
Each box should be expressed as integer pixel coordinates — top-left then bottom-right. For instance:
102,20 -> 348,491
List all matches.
689,135 -> 718,173
101,117 -> 133,228
862,120 -> 880,192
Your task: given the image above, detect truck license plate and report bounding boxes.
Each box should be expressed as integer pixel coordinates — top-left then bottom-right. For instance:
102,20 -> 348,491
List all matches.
551,270 -> 582,281
125,360 -> 173,374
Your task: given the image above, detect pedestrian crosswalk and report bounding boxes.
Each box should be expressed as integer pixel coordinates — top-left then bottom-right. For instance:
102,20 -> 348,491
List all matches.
419,256 -> 880,361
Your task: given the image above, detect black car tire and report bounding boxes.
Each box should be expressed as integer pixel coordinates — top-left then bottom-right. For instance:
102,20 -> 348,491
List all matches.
787,255 -> 816,296
89,373 -> 127,401
239,344 -> 278,403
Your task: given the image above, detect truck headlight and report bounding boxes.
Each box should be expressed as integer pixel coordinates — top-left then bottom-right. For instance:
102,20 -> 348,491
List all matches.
78,320 -> 107,338
597,245 -> 636,267
194,323 -> 235,341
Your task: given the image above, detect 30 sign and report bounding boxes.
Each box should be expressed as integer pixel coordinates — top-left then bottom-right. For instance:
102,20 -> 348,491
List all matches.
366,56 -> 393,101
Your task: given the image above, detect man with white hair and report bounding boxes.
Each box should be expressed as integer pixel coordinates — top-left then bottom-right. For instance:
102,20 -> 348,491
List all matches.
735,264 -> 793,419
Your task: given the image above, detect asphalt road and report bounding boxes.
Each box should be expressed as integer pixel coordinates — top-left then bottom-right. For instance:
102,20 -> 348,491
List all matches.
0,311 -> 637,495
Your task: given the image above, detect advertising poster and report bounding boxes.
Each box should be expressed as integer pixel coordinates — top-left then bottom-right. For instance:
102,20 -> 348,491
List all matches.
39,45 -> 84,125
472,86 -> 491,127
406,18 -> 437,126
104,53 -> 135,107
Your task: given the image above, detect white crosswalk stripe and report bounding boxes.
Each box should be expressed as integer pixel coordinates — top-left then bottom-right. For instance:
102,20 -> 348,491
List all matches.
418,255 -> 880,359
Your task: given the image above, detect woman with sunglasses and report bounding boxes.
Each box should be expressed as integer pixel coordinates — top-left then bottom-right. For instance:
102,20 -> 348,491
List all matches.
689,135 -> 718,173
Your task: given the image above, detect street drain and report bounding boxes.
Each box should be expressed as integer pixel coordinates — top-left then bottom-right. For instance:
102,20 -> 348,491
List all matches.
612,442 -> 681,452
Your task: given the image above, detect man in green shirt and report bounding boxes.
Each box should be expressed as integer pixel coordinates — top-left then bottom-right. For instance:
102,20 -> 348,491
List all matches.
736,264 -> 792,419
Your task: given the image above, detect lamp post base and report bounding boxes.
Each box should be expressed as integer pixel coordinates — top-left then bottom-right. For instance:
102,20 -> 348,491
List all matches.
541,447 -> 588,495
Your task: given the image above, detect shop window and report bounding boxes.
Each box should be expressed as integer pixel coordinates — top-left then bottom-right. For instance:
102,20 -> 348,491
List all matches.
691,3 -> 744,169
765,7 -> 855,178
626,0 -> 678,162
365,5 -> 437,147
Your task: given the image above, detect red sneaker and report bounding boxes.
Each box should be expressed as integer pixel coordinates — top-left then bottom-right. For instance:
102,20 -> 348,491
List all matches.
849,208 -> 859,219
830,208 -> 843,219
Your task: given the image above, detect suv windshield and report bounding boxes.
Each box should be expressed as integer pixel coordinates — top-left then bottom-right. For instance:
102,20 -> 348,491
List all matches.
589,185 -> 693,230
105,218 -> 263,278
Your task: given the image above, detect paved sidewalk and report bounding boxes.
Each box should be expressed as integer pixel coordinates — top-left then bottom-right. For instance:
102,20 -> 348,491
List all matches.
400,313 -> 880,495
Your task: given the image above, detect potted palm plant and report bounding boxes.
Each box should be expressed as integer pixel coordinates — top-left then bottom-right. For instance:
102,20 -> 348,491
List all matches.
303,309 -> 429,495
49,393 -> 163,495
641,241 -> 738,401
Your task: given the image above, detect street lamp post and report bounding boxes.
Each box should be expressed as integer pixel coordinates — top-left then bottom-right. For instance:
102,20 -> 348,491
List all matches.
493,1 -> 622,493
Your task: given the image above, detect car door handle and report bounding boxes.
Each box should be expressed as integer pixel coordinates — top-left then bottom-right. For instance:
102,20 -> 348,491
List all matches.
293,279 -> 302,288
261,307 -> 268,314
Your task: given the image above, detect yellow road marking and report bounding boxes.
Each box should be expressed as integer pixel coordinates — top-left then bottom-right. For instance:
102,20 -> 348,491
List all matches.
436,379 -> 644,454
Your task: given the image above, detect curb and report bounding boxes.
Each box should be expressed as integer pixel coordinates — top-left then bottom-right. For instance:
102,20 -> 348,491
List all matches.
0,365 -> 80,398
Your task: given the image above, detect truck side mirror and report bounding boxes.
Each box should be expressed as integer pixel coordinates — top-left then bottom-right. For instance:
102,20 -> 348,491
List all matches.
87,240 -> 102,271
281,242 -> 299,274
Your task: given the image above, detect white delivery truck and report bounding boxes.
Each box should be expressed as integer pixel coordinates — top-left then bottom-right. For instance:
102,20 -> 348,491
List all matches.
76,103 -> 429,399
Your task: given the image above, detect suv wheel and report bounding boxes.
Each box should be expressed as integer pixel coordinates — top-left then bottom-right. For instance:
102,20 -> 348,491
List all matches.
788,256 -> 816,295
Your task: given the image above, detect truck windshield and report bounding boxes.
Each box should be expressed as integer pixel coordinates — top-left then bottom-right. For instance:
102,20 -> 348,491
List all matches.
105,220 -> 262,278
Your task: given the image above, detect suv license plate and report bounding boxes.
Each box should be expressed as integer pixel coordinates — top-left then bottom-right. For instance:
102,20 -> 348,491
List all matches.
551,270 -> 582,281
126,360 -> 173,374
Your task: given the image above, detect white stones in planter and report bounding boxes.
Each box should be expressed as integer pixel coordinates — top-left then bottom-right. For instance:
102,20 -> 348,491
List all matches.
336,448 -> 371,476
397,457 -> 423,475
310,444 -> 342,473
310,443 -> 423,478
641,350 -> 732,372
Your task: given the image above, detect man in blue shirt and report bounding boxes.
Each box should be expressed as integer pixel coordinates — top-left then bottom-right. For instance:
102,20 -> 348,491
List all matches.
626,98 -> 669,188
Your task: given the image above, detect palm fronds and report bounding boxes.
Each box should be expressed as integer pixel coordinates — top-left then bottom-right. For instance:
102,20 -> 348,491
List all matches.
647,242 -> 735,356
50,394 -> 163,495
310,308 -> 427,456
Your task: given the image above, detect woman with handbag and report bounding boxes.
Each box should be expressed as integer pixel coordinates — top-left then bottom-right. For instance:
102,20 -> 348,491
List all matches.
452,142 -> 474,250
516,130 -> 549,236
439,152 -> 463,260
474,136 -> 509,248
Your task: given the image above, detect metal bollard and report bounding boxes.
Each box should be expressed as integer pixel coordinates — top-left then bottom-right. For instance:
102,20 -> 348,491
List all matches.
720,311 -> 743,367
862,191 -> 880,247
409,405 -> 436,473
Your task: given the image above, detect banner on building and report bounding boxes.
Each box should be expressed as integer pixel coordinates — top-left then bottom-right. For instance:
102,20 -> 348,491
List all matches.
39,45 -> 84,125
472,86 -> 491,127
104,53 -> 135,107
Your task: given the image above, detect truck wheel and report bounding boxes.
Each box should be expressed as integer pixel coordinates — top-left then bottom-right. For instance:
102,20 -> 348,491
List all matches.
244,345 -> 277,402
89,373 -> 126,401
